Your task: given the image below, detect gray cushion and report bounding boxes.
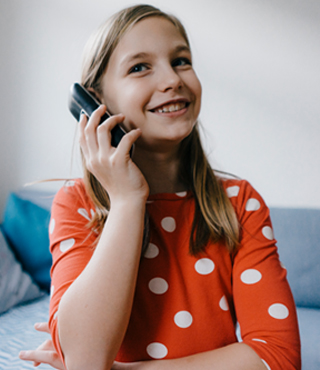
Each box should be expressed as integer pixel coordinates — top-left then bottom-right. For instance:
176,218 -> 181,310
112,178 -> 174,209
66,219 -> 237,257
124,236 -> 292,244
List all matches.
0,228 -> 43,314
270,208 -> 320,308
296,307 -> 320,369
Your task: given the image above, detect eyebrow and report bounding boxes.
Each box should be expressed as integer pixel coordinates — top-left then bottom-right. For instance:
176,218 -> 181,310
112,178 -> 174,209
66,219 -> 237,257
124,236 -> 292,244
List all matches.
120,45 -> 191,67
120,52 -> 149,67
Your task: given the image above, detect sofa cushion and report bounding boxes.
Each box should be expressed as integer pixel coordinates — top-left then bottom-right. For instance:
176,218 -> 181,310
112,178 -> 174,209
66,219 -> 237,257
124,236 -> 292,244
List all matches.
296,307 -> 320,369
1,193 -> 52,292
0,228 -> 44,314
270,207 -> 320,308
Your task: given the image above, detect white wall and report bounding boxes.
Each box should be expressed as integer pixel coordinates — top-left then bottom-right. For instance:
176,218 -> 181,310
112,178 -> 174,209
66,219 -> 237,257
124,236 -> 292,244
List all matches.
1,0 -> 319,218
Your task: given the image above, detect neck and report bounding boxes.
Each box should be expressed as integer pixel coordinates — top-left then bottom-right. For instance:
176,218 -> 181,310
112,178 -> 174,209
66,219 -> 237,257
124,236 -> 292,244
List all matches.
132,145 -> 186,195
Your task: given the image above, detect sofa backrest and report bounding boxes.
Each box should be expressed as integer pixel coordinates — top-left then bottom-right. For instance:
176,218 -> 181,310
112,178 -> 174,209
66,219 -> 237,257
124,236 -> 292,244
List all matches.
270,207 -> 320,308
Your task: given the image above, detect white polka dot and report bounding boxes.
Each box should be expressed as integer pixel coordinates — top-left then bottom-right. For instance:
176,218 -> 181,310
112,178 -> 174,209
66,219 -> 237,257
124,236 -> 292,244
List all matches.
261,359 -> 271,370
219,296 -> 229,311
53,311 -> 58,320
252,338 -> 267,344
241,269 -> 262,284
90,209 -> 95,217
268,303 -> 289,319
65,180 -> 75,187
148,278 -> 168,294
226,186 -> 240,198
78,208 -> 91,221
195,258 -> 215,275
144,243 -> 159,259
174,311 -> 193,328
262,226 -> 274,240
176,191 -> 187,197
146,342 -> 168,359
49,219 -> 55,234
245,198 -> 261,211
60,238 -> 75,253
50,285 -> 55,297
161,217 -> 176,232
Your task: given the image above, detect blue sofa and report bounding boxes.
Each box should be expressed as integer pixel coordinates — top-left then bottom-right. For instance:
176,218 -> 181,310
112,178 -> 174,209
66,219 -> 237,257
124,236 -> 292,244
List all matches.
0,189 -> 319,369
270,208 -> 320,369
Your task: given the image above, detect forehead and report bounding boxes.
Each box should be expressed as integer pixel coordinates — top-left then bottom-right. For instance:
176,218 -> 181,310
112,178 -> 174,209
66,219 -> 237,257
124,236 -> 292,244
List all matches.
126,16 -> 185,41
112,17 -> 189,61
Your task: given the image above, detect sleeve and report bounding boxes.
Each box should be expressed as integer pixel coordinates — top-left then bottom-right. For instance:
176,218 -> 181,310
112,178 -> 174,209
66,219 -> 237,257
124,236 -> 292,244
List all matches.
48,179 -> 98,364
227,180 -> 301,370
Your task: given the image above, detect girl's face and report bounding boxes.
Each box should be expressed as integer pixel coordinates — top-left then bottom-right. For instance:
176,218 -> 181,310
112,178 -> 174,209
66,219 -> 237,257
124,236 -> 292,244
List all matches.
100,16 -> 202,152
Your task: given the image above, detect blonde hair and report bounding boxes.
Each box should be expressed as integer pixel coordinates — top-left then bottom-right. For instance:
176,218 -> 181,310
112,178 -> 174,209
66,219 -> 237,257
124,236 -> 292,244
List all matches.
80,4 -> 239,254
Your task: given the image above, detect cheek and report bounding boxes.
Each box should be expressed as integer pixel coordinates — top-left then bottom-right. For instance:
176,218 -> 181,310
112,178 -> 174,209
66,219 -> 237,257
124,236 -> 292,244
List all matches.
101,89 -> 119,115
114,86 -> 148,130
185,72 -> 202,111
112,84 -> 144,114
194,76 -> 202,103
121,84 -> 151,121
195,83 -> 202,117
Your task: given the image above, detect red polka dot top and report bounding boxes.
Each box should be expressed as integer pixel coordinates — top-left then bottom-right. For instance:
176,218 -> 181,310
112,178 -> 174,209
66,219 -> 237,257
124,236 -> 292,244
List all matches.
48,178 -> 301,369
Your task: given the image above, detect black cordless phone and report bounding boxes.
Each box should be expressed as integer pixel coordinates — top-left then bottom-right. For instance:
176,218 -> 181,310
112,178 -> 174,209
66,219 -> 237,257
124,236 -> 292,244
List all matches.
68,83 -> 133,156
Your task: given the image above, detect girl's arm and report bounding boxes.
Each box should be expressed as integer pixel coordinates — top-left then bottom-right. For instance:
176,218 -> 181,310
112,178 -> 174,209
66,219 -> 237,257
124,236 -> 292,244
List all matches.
58,197 -> 146,370
19,339 -> 267,370
117,343 -> 267,370
54,107 -> 149,370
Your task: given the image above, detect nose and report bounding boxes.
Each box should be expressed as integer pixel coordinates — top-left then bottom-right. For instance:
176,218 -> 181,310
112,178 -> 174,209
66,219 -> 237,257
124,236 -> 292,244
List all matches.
157,65 -> 183,92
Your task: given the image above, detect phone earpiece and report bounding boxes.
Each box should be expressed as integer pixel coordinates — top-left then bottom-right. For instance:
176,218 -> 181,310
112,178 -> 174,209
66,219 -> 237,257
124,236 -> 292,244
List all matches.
68,83 -> 133,157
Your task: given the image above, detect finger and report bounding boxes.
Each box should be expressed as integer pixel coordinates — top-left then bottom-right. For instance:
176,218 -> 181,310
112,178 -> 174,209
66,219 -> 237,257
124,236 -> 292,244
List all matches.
19,350 -> 42,362
84,105 -> 107,154
26,339 -> 56,366
19,350 -> 64,370
35,339 -> 55,351
116,128 -> 142,157
96,113 -> 125,152
21,339 -> 56,367
32,323 -> 51,366
34,322 -> 50,334
78,111 -> 89,156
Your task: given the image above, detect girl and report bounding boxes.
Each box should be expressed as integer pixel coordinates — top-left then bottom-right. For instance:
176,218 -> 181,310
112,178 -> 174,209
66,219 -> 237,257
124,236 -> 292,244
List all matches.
20,4 -> 300,370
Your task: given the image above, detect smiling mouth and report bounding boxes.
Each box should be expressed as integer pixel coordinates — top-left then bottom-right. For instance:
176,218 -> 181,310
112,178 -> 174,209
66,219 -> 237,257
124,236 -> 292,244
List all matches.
151,101 -> 189,113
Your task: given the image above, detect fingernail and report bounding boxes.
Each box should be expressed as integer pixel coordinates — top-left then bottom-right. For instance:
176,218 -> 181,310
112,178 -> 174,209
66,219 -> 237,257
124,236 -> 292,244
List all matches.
19,351 -> 28,358
79,109 -> 87,121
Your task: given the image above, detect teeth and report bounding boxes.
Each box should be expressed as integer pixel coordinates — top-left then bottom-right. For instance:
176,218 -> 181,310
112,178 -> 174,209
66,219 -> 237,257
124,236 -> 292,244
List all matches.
156,102 -> 186,113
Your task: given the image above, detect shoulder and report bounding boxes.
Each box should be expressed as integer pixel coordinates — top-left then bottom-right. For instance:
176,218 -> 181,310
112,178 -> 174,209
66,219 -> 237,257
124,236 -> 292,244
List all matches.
220,176 -> 260,200
49,179 -> 98,250
53,178 -> 92,205
219,176 -> 269,221
51,178 -> 95,217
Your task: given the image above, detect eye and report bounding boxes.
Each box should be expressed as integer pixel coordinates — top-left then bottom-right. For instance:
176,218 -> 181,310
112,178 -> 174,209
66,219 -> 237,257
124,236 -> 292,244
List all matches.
172,57 -> 192,67
129,63 -> 148,74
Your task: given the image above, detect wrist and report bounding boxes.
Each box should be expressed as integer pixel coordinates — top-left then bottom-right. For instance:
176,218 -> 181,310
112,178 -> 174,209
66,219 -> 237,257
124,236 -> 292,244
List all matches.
109,195 -> 147,215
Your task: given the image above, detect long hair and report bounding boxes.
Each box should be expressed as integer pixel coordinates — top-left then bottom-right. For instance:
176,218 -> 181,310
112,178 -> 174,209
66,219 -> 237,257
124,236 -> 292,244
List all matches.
79,4 -> 239,254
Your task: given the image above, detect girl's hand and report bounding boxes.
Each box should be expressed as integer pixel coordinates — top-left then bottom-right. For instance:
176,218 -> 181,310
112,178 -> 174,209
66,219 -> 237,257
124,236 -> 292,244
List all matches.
79,105 -> 149,203
19,322 -> 66,370
18,322 -> 144,370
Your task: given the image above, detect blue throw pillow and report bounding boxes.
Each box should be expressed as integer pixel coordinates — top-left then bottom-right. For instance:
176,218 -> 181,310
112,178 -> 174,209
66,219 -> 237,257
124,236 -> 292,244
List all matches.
0,228 -> 44,313
270,207 -> 320,308
1,193 -> 52,292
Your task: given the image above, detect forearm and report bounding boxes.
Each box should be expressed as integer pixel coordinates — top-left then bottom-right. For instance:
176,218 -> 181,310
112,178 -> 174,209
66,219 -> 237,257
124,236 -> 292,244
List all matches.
57,198 -> 146,370
135,343 -> 267,370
